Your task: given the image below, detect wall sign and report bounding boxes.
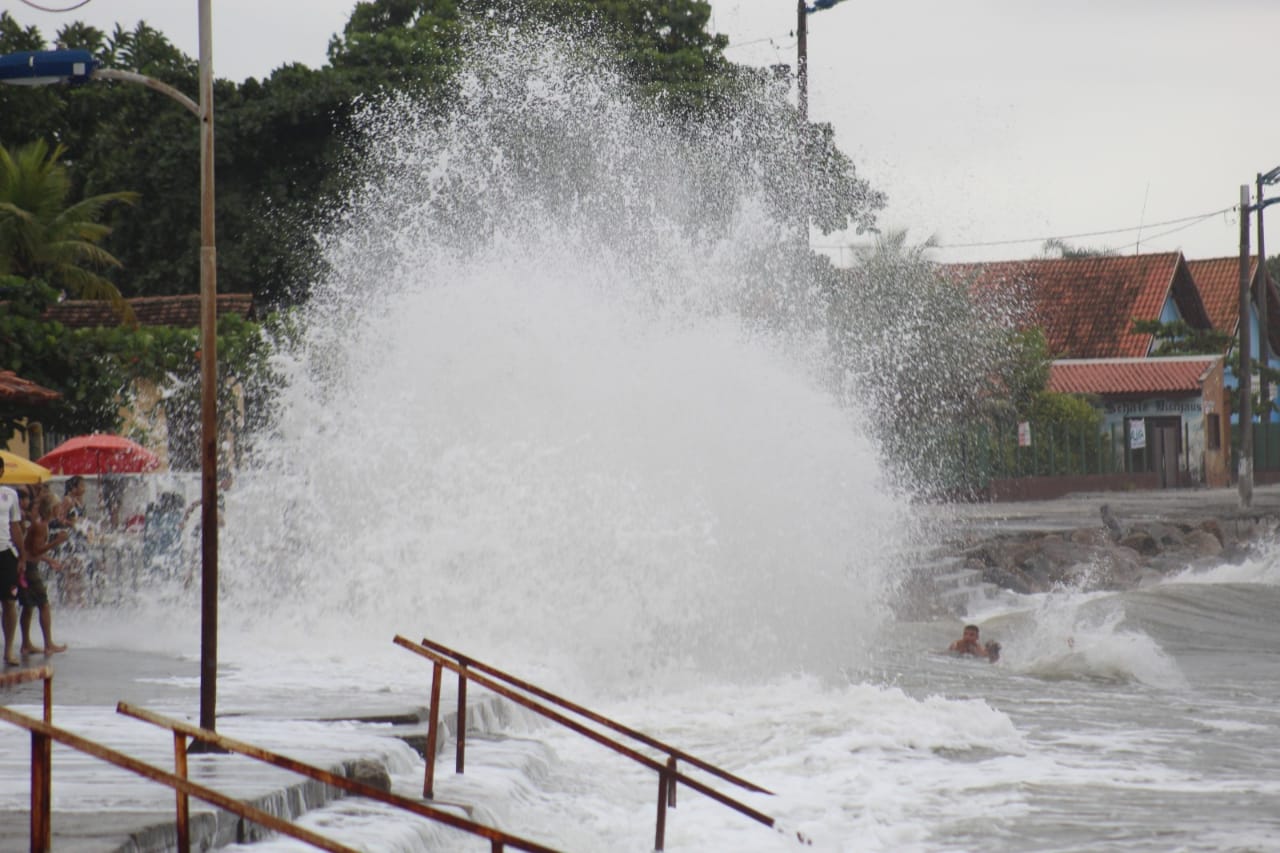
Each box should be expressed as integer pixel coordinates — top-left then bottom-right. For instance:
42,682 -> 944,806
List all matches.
1129,419 -> 1146,449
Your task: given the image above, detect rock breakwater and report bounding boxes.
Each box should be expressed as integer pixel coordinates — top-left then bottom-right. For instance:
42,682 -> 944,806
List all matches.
956,502 -> 1280,594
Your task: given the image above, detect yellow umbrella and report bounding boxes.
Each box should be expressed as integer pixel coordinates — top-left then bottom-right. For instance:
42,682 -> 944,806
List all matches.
0,450 -> 52,484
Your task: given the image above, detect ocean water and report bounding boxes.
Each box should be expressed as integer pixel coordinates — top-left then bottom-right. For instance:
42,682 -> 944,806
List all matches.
15,24 -> 1280,853
21,554 -> 1280,852
178,557 -> 1280,853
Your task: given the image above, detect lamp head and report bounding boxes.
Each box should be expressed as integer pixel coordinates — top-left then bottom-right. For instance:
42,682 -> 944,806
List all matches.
0,49 -> 96,87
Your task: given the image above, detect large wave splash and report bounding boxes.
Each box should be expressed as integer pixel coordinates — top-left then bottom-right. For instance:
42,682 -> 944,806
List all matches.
222,28 -> 907,687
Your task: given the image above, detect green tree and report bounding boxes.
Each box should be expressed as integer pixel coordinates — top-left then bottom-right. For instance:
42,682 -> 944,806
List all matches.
327,0 -> 464,93
826,230 -> 1017,492
1131,318 -> 1231,357
0,2 -> 882,307
0,139 -> 137,317
1128,317 -> 1271,418
0,286 -> 282,466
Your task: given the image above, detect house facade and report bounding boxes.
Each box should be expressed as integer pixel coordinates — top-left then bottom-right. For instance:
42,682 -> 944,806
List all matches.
943,252 -> 1251,494
1048,356 -> 1231,488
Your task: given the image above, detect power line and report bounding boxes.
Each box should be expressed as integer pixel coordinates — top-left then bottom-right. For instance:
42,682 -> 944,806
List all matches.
724,36 -> 783,51
934,206 -> 1237,250
1098,209 -> 1227,255
812,206 -> 1240,261
18,0 -> 95,11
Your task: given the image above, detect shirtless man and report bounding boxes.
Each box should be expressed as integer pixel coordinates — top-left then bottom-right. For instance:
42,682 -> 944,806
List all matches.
0,459 -> 27,666
20,490 -> 68,655
949,624 -> 1000,663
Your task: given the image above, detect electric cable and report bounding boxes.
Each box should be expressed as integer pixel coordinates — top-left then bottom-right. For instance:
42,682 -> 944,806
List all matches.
935,206 -> 1237,250
813,206 -> 1241,257
724,36 -> 781,51
17,0 -> 95,12
1098,209 -> 1228,255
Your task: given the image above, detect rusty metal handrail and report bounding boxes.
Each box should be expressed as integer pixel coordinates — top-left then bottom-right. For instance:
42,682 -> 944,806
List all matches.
117,702 -> 561,853
394,635 -> 796,851
0,705 -> 356,852
416,634 -> 772,795
0,664 -> 53,723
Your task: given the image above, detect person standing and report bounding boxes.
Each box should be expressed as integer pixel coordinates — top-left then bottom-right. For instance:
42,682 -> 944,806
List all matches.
52,476 -> 89,605
20,490 -> 69,655
0,458 -> 27,666
55,475 -> 86,527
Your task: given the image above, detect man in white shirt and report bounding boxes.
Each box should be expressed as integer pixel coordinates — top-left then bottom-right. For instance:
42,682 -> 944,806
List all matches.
0,457 -> 27,666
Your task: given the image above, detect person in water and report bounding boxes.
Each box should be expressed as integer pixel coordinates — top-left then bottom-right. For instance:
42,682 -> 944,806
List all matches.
949,624 -> 1000,662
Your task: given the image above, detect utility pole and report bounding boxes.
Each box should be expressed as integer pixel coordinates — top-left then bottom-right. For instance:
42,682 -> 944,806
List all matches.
796,0 -> 808,121
1239,184 -> 1254,508
1258,172 -> 1273,458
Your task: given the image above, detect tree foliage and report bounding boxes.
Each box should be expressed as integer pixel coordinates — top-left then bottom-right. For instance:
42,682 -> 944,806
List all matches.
1,2 -> 886,465
0,139 -> 137,318
0,281 -> 281,466
0,2 -> 881,308
825,235 -> 1111,494
1131,318 -> 1231,357
1041,238 -> 1115,259
826,231 -> 1018,491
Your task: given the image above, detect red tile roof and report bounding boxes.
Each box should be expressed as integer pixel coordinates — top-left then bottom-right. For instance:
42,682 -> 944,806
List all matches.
0,371 -> 61,404
1184,256 -> 1259,334
1048,357 -> 1218,396
947,252 -> 1209,359
1183,256 -> 1280,350
40,294 -> 254,328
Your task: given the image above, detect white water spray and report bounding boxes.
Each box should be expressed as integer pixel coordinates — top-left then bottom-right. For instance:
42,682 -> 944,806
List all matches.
222,30 -> 906,689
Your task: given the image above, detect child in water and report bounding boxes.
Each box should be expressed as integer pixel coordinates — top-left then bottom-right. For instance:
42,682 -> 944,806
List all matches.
949,624 -> 1000,663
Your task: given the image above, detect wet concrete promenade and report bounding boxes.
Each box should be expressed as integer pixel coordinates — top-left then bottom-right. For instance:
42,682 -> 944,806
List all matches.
940,481 -> 1280,536
0,646 -> 460,852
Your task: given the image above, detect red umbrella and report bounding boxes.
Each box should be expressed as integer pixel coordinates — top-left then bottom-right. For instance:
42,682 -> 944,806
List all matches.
36,434 -> 161,475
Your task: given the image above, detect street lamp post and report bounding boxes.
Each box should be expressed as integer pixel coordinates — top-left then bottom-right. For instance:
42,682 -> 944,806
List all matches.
197,0 -> 220,738
1,22 -> 221,733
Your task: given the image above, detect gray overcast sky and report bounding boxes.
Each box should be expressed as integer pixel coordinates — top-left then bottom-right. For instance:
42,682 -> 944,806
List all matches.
8,0 -> 1279,264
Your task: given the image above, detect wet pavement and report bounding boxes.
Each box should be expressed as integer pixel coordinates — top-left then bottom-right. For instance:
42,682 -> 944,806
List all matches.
938,481 -> 1280,535
0,647 -> 451,852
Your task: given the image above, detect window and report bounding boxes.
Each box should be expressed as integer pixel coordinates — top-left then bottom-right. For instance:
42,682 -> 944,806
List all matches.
1207,414 -> 1221,450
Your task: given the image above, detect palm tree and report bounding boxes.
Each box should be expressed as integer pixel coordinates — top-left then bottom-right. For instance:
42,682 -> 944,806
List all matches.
0,139 -> 138,320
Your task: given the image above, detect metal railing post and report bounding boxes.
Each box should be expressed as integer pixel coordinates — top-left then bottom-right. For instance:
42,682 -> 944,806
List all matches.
667,755 -> 678,808
654,764 -> 669,852
32,729 -> 52,851
174,732 -> 191,853
410,635 -> 772,794
424,661 -> 442,799
456,664 -> 467,774
396,635 -> 780,846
